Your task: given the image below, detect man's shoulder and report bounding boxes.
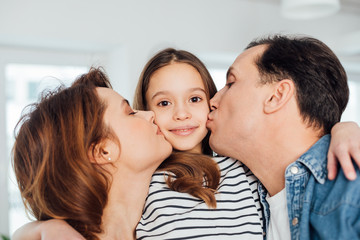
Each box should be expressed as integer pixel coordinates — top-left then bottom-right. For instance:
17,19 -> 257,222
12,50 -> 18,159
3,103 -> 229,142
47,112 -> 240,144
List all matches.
306,166 -> 360,239
311,165 -> 360,213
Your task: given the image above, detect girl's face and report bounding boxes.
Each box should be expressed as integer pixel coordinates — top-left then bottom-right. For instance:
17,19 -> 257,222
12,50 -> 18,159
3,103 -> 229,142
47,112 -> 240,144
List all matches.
145,63 -> 210,153
97,87 -> 172,172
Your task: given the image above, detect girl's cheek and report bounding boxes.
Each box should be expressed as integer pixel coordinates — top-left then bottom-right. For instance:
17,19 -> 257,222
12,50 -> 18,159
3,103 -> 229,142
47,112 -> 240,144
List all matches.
154,116 -> 168,129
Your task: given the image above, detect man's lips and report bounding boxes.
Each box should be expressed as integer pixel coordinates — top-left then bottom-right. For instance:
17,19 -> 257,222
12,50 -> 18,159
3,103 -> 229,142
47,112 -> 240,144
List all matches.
169,126 -> 198,136
207,111 -> 214,121
206,117 -> 213,129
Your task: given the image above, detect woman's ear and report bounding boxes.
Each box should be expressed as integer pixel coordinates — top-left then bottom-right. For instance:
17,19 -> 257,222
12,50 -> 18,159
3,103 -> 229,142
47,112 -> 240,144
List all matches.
88,139 -> 120,164
264,79 -> 295,114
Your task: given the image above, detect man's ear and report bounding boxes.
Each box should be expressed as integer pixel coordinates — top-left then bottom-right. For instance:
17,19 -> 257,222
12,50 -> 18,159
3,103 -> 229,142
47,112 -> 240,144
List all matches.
88,139 -> 119,164
264,79 -> 295,114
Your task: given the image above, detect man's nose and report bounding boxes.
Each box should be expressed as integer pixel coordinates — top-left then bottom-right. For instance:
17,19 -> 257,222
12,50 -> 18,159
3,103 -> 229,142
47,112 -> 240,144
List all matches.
210,88 -> 223,111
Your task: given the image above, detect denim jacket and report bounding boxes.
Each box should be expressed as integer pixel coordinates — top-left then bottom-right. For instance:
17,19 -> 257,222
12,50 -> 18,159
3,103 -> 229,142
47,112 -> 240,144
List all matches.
259,135 -> 360,240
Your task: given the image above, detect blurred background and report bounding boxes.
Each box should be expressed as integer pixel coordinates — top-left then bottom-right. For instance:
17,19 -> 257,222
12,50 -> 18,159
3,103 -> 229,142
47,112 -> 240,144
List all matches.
0,0 -> 359,236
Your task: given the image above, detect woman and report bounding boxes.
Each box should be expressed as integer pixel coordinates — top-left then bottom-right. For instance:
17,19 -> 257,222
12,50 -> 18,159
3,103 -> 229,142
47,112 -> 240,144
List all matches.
12,68 -> 174,239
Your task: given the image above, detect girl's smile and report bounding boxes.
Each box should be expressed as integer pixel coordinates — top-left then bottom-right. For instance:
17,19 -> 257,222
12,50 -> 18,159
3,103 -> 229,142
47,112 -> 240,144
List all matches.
169,125 -> 198,136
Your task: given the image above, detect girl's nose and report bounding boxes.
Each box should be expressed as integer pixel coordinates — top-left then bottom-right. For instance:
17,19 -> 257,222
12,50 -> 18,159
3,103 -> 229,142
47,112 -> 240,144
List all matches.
173,105 -> 191,121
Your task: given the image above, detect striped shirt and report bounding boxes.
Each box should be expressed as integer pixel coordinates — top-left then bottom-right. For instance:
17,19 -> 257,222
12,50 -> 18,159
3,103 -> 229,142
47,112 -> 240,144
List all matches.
136,157 -> 263,240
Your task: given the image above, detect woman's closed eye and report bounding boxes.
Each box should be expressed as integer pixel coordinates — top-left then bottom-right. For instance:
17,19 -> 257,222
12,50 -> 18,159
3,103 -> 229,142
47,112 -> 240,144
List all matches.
129,111 -> 138,115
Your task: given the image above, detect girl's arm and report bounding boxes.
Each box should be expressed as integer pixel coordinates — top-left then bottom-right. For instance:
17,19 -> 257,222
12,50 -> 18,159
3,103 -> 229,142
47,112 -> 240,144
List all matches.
12,219 -> 85,240
328,121 -> 360,180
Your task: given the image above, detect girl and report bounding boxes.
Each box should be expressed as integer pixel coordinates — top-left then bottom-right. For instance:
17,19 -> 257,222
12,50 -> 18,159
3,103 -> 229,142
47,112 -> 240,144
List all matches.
133,48 -> 263,239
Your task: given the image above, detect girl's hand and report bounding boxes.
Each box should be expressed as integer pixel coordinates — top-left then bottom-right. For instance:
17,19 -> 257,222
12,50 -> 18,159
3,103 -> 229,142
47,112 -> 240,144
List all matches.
328,121 -> 360,181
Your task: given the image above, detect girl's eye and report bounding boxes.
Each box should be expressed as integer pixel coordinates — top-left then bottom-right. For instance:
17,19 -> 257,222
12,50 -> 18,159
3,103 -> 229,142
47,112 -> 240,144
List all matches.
158,101 -> 171,107
129,111 -> 137,115
189,97 -> 202,103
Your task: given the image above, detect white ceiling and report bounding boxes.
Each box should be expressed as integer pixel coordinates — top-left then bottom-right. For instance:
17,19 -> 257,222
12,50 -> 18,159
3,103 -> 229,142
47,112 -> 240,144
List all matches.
261,0 -> 360,14
0,0 -> 359,84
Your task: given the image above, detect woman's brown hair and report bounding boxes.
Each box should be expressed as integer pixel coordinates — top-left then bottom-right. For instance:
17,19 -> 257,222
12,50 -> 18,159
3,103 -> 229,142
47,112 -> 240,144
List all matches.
12,68 -> 113,239
133,48 -> 220,207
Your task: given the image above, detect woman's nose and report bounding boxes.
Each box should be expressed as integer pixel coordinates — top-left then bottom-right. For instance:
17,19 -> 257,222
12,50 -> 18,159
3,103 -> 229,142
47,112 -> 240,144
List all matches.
137,110 -> 155,123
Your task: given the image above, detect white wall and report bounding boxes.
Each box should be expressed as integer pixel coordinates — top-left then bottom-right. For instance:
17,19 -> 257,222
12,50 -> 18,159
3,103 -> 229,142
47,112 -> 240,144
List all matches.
0,55 -> 8,235
0,47 -> 109,235
0,0 -> 359,97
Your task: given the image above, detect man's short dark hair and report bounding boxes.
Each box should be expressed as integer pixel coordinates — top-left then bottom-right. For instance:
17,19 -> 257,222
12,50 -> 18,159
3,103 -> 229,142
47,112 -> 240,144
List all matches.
246,35 -> 349,134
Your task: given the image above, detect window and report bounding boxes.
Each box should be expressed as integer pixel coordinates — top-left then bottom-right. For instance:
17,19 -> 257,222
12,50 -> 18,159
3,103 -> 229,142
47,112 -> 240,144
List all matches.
6,64 -> 88,235
209,68 -> 227,91
342,80 -> 360,124
0,47 -> 108,236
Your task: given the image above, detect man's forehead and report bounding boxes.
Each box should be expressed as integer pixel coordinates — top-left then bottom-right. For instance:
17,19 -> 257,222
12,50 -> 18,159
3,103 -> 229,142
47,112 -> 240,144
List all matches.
227,45 -> 266,78
239,45 -> 266,63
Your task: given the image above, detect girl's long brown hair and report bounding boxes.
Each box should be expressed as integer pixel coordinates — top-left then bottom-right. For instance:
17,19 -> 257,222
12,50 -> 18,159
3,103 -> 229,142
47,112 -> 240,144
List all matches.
134,48 -> 220,207
12,68 -> 112,239
158,151 -> 220,208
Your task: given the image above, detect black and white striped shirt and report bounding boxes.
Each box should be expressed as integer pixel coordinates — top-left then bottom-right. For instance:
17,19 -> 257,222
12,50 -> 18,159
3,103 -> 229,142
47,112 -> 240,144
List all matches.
136,157 -> 263,240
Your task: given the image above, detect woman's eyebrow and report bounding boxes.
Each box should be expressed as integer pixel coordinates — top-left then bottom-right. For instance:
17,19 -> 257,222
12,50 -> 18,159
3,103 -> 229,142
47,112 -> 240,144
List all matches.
122,99 -> 130,106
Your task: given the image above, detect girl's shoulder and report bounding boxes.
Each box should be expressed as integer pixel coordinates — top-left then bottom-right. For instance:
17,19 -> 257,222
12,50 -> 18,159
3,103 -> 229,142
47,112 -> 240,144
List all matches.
213,156 -> 258,184
149,171 -> 173,189
212,156 -> 238,164
212,156 -> 246,172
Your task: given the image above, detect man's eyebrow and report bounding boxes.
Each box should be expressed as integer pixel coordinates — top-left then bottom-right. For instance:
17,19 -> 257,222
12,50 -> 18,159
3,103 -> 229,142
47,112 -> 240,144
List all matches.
226,67 -> 233,81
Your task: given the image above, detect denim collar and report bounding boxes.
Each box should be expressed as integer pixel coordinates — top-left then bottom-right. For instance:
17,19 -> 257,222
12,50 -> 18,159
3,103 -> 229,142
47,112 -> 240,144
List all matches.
296,134 -> 330,184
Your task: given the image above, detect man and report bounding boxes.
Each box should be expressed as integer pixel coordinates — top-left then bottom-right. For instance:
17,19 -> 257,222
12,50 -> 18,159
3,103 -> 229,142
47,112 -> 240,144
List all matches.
207,35 -> 360,239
